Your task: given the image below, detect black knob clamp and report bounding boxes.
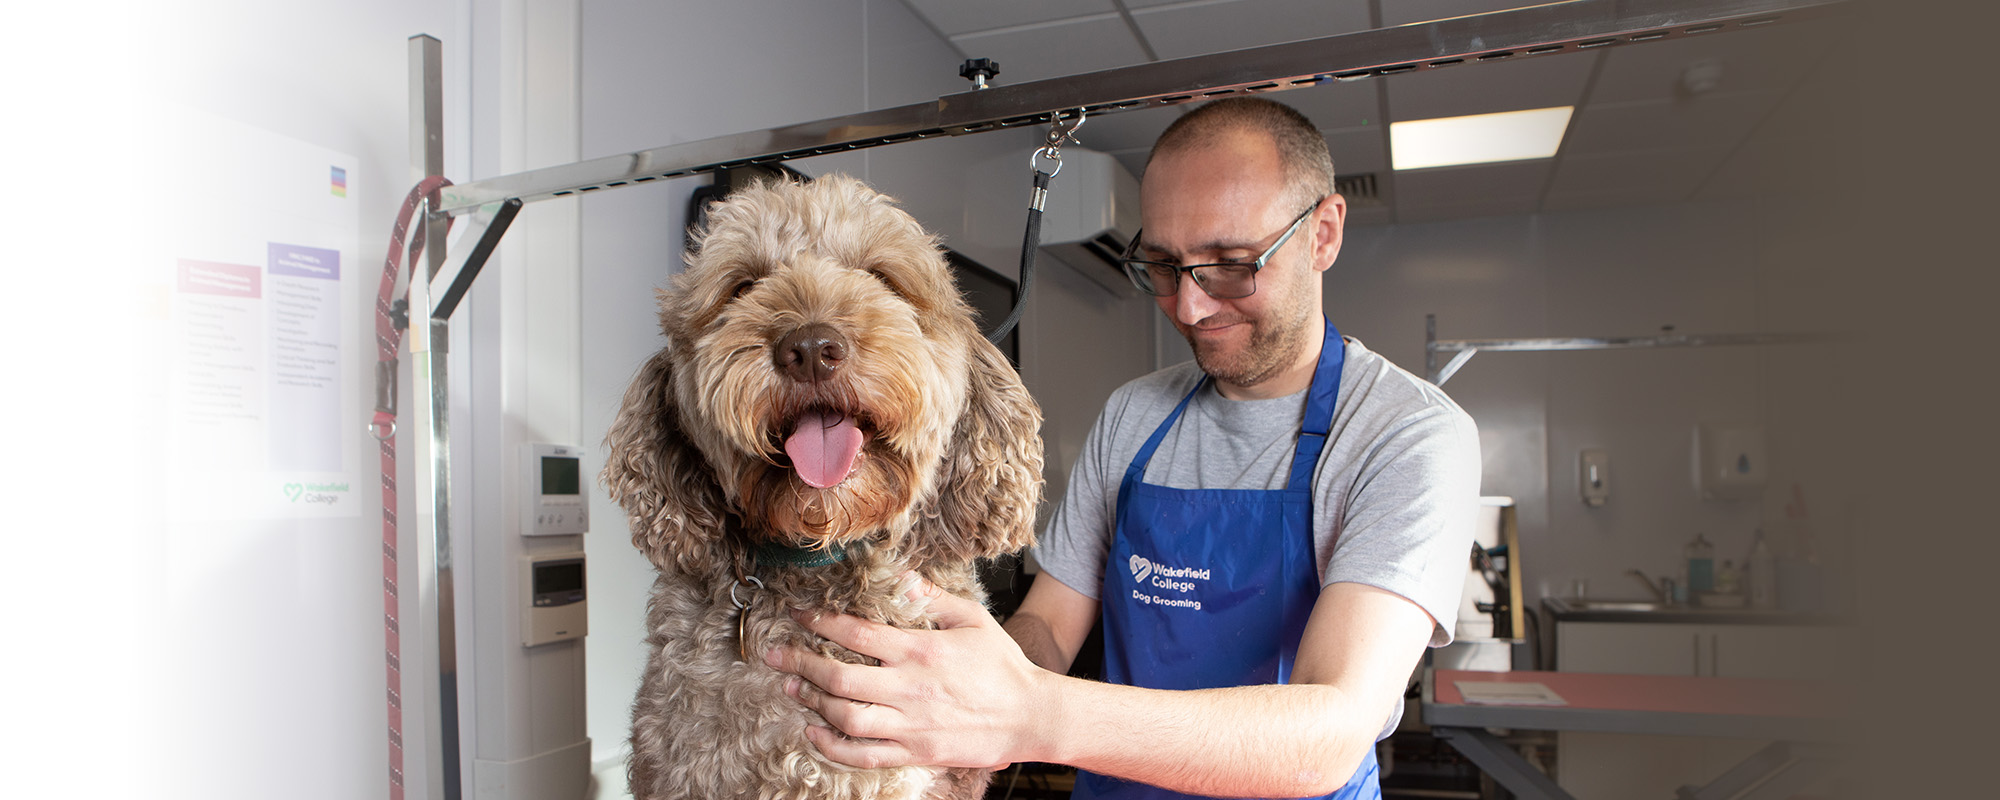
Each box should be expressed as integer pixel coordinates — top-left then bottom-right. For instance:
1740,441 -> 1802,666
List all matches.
958,58 -> 999,90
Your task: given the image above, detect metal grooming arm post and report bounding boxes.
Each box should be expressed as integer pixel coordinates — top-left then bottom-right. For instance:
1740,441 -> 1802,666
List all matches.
1424,313 -> 1829,386
407,35 -> 524,800
404,0 -> 1845,793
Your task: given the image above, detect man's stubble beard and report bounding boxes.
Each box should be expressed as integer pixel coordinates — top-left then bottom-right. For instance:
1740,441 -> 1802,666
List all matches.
1183,270 -> 1317,390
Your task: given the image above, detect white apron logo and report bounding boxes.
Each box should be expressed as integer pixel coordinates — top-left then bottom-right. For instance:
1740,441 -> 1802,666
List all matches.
1127,553 -> 1211,611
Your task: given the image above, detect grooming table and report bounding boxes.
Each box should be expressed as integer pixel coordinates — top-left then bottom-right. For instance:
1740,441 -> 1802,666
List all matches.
1420,669 -> 1849,800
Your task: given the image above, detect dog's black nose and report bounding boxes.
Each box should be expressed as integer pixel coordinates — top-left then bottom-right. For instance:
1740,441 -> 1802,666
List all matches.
774,324 -> 847,384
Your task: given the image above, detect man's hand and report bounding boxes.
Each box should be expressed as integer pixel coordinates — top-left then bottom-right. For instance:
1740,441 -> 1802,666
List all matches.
762,575 -> 1057,771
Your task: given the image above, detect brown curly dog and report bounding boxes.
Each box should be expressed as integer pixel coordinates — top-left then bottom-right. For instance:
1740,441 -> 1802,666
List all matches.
600,174 -> 1043,800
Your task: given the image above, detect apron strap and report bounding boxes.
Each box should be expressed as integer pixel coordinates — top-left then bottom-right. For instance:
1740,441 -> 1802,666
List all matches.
1127,376 -> 1206,480
1287,319 -> 1344,493
1117,376 -> 1208,513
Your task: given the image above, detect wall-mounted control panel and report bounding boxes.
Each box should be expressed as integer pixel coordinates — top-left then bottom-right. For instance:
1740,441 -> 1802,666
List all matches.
524,443 -> 589,536
521,552 -> 587,647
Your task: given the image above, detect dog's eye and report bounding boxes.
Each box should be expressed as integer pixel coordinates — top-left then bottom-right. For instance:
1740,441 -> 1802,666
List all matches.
865,268 -> 906,299
729,279 -> 756,299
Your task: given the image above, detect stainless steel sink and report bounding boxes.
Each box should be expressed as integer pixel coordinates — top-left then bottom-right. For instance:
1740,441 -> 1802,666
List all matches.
1565,599 -> 1670,612
1542,595 -> 1841,624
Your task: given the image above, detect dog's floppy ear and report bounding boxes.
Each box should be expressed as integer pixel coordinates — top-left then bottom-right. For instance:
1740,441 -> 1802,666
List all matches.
907,335 -> 1045,565
600,347 -> 722,574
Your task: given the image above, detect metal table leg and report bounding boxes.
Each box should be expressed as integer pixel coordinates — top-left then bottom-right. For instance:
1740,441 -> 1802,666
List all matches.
1432,726 -> 1575,800
1676,741 -> 1839,800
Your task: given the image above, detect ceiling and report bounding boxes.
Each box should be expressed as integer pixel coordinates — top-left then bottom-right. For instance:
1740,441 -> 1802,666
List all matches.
896,0 -> 1840,226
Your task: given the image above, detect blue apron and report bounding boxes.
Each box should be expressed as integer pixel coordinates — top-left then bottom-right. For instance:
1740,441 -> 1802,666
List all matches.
1075,319 -> 1380,800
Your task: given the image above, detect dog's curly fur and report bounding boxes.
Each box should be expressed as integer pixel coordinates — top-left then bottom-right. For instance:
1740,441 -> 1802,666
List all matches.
601,175 -> 1044,800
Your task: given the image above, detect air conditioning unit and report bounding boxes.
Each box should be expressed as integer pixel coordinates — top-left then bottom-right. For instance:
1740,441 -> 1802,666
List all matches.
963,148 -> 1141,296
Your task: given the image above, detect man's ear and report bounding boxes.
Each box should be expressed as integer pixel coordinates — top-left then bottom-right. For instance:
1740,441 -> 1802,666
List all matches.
1310,193 -> 1348,274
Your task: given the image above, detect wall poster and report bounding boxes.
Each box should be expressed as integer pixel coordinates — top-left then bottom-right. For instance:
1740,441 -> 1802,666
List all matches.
164,107 -> 362,519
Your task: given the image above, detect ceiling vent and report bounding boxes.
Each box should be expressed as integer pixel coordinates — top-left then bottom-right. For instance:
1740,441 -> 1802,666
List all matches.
1337,172 -> 1381,207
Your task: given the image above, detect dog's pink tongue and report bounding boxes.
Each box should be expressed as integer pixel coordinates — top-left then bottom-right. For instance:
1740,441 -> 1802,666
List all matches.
784,411 -> 864,489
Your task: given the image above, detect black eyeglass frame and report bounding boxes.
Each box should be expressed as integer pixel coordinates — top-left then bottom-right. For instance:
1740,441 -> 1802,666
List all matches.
1119,199 -> 1323,299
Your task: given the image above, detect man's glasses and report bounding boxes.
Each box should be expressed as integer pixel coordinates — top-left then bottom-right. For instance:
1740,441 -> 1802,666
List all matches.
1119,201 -> 1321,299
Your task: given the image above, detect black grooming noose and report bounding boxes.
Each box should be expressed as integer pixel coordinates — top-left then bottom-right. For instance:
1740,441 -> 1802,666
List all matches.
985,108 -> 1085,344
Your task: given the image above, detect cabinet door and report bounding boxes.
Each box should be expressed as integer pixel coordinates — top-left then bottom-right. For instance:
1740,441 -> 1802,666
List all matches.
1555,622 -> 1708,675
1711,625 -> 1856,681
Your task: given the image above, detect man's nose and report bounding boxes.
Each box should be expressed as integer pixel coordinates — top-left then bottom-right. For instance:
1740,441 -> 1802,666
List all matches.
1174,273 -> 1220,324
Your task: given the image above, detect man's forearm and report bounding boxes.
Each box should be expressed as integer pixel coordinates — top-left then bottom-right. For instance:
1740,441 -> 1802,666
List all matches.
1029,677 -> 1380,798
1001,611 -> 1073,674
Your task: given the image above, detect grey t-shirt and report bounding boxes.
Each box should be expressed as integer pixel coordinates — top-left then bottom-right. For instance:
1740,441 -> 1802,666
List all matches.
1035,336 -> 1481,649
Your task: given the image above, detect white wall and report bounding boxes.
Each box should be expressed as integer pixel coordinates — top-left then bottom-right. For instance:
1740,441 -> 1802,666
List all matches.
1333,200 -> 1832,616
10,2 -> 476,799
1322,43 -> 1865,627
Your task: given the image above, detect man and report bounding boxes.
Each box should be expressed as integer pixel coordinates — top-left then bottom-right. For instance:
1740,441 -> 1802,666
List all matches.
766,97 -> 1480,799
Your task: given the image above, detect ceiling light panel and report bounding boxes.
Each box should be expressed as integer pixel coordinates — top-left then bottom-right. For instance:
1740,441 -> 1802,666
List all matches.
1390,106 -> 1574,170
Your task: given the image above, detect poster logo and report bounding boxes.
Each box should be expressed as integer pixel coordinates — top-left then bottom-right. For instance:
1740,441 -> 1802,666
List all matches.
283,481 -> 349,506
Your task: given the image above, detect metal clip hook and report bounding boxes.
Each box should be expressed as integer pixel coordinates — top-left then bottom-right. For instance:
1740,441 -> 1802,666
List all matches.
1031,109 -> 1088,178
1046,108 -> 1087,149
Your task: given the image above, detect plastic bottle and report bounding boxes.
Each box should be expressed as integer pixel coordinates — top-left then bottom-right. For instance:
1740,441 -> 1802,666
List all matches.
1716,559 -> 1740,594
1748,529 -> 1778,610
1685,533 -> 1715,595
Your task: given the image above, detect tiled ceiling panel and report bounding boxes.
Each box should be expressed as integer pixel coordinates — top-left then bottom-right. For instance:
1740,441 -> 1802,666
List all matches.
1696,49 -> 1848,203
1385,52 -> 1598,122
1562,91 -> 1778,156
892,0 -> 1835,225
1075,103 -> 1187,159
903,0 -> 1117,37
1586,20 -> 1835,104
1128,0 -> 1373,60
951,14 -> 1150,85
1543,147 -> 1734,209
1396,160 -> 1551,203
1326,127 -> 1390,179
1394,160 -> 1551,222
1378,0 -> 1543,26
1280,79 -> 1382,132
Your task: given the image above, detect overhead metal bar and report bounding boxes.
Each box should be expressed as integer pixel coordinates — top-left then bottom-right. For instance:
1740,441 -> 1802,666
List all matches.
1424,314 -> 1834,385
435,0 -> 1845,216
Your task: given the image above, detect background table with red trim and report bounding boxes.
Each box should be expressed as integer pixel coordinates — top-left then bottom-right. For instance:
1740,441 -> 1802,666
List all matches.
1420,669 -> 1851,800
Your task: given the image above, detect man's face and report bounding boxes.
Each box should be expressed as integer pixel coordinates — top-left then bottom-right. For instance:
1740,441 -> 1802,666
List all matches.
1138,130 -> 1335,393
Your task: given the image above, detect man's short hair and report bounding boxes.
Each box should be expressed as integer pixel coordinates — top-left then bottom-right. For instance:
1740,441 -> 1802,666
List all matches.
1146,97 -> 1335,212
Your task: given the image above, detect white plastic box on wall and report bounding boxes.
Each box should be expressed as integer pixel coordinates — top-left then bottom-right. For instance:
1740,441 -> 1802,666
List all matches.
962,147 -> 1141,296
1692,422 -> 1767,501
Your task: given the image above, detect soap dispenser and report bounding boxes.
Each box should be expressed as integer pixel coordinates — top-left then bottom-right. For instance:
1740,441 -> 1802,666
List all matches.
1748,529 -> 1778,609
1685,533 -> 1715,596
